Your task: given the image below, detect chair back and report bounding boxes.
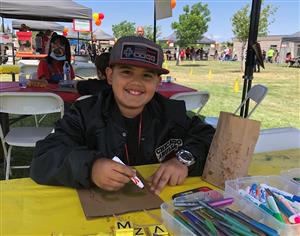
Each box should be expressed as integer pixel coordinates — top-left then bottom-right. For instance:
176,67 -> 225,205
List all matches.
73,62 -> 97,78
76,95 -> 92,101
0,92 -> 64,117
233,84 -> 268,118
169,91 -> 210,114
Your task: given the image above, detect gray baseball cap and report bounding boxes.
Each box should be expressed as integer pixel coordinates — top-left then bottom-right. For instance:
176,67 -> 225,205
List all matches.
109,36 -> 169,75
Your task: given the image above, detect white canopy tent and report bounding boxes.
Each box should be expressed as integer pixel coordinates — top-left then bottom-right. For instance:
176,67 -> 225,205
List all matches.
0,0 -> 92,22
12,20 -> 64,32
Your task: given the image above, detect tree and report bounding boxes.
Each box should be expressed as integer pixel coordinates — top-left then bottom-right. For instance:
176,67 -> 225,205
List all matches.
171,2 -> 211,47
112,21 -> 136,39
143,25 -> 161,41
231,2 -> 277,69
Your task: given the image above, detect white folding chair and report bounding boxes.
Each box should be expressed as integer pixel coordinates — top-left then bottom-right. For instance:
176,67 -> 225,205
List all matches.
73,62 -> 97,78
170,91 -> 210,115
76,95 -> 92,101
205,84 -> 268,128
0,92 -> 64,179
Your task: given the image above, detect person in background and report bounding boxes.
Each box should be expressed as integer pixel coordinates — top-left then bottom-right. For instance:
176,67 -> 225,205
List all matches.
262,50 -> 266,62
76,52 -> 111,95
30,36 -> 215,194
42,30 -> 52,54
37,35 -> 74,83
35,31 -> 43,54
274,49 -> 279,64
267,48 -> 275,63
285,52 -> 296,67
136,26 -> 145,37
19,24 -> 29,32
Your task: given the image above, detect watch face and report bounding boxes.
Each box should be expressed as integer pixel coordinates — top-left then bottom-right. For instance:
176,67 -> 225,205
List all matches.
180,151 -> 193,161
176,150 -> 195,166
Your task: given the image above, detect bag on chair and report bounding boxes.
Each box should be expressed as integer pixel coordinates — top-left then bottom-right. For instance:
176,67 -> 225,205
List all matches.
202,111 -> 260,189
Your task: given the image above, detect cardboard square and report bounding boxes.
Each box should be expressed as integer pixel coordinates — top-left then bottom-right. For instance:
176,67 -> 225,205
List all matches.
77,173 -> 163,219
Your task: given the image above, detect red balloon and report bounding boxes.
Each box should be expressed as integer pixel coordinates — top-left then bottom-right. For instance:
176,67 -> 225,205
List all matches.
95,19 -> 101,26
63,31 -> 68,36
98,13 -> 104,20
171,0 -> 176,9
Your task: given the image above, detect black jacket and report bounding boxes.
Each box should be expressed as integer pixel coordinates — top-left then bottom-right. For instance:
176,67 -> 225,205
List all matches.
76,79 -> 110,95
30,89 -> 215,188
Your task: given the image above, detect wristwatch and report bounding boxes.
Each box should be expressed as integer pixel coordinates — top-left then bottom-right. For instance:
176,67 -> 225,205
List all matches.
176,150 -> 195,167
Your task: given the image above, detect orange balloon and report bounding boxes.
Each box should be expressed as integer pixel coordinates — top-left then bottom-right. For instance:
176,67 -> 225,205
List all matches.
98,13 -> 105,20
171,0 -> 176,9
95,19 -> 101,26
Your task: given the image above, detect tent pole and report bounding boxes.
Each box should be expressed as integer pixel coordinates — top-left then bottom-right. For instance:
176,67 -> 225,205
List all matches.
1,17 -> 4,32
240,0 -> 262,118
153,0 -> 156,42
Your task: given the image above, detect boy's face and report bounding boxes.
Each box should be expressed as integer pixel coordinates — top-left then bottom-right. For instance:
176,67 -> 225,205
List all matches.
106,65 -> 161,116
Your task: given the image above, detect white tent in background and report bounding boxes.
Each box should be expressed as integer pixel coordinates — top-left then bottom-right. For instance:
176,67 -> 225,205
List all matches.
12,20 -> 64,32
0,0 -> 92,22
93,30 -> 114,41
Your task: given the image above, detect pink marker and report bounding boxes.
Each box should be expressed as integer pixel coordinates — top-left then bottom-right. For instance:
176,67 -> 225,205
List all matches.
289,214 -> 300,224
112,156 -> 144,189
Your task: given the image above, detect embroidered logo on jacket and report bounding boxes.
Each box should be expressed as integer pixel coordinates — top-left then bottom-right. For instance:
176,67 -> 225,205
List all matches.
155,139 -> 183,162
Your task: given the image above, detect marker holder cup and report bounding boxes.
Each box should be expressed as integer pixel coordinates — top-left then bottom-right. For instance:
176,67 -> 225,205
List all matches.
225,175 -> 300,236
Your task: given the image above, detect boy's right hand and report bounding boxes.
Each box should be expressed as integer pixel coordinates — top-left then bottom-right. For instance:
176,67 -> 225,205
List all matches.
91,158 -> 136,191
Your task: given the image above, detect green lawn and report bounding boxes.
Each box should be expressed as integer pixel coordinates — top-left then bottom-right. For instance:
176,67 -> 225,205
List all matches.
0,60 -> 299,179
165,60 -> 300,129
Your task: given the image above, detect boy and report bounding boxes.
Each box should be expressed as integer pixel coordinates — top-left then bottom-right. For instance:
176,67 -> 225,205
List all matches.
30,36 -> 215,194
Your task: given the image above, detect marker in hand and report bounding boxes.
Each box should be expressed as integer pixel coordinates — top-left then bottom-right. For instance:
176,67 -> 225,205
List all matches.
112,156 -> 144,189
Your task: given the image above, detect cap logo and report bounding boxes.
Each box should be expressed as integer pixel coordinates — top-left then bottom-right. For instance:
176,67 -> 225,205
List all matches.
120,42 -> 159,66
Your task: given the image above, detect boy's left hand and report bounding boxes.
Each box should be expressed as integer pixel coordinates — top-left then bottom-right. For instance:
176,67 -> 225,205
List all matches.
149,158 -> 188,195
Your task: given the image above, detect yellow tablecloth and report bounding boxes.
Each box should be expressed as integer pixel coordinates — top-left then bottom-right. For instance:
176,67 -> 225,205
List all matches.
0,164 -> 216,235
1,149 -> 299,235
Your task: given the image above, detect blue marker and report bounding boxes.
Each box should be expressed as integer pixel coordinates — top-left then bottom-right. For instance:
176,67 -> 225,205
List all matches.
249,183 -> 258,198
260,184 -> 300,203
259,187 -> 267,203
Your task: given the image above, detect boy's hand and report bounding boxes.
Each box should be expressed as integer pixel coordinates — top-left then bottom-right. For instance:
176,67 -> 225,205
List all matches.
149,158 -> 188,195
91,158 -> 136,191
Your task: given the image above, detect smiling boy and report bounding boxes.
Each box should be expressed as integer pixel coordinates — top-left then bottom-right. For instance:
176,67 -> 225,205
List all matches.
30,36 -> 215,194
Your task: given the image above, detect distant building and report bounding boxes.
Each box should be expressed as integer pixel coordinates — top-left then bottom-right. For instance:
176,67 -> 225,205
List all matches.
233,31 -> 300,63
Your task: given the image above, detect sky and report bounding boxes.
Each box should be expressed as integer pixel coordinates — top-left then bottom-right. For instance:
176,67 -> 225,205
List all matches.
3,0 -> 299,41
73,0 -> 300,41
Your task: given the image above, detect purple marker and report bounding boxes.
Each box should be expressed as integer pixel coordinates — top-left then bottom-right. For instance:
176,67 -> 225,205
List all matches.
207,198 -> 234,208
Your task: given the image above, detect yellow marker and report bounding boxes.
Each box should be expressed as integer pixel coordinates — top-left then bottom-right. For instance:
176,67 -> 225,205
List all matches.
115,221 -> 134,236
208,69 -> 212,80
134,227 -> 146,235
233,78 -> 240,93
148,224 -> 169,235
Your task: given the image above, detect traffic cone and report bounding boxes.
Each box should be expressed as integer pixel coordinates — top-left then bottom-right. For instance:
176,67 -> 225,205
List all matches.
189,67 -> 193,76
208,69 -> 212,80
233,79 -> 240,93
163,61 -> 168,70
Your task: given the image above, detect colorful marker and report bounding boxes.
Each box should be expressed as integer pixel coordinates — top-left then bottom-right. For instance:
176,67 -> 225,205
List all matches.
289,214 -> 300,224
266,193 -> 285,223
260,184 -> 300,203
238,189 -> 275,217
112,156 -> 144,189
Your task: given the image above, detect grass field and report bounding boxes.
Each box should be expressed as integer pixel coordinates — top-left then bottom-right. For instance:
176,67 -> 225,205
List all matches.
0,60 -> 299,179
165,60 -> 300,129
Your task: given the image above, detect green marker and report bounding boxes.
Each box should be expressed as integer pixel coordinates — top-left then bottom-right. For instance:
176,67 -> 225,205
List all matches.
267,195 -> 285,223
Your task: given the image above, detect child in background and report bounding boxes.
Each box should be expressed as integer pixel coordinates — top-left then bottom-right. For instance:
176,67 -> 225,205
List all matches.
30,36 -> 215,194
37,35 -> 75,83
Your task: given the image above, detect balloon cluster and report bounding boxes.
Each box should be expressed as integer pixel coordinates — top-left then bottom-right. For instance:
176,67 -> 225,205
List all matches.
93,13 -> 105,26
63,27 -> 68,36
171,0 -> 176,9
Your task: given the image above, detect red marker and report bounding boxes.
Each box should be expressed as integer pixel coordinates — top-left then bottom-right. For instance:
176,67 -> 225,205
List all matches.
112,156 -> 144,189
